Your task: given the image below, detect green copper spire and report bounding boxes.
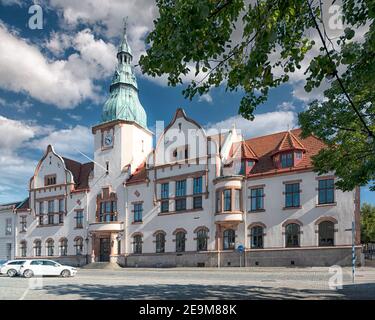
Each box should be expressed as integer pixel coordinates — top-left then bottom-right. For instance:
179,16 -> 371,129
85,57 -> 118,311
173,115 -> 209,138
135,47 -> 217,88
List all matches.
101,19 -> 147,128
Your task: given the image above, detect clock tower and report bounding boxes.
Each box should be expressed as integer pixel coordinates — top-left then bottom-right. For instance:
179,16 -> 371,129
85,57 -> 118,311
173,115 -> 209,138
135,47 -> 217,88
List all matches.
91,21 -> 153,180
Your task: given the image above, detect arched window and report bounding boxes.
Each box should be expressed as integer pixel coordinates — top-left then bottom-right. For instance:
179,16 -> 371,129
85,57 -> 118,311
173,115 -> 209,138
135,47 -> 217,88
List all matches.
20,241 -> 27,257
59,238 -> 68,256
155,232 -> 166,253
74,237 -> 83,255
223,229 -> 235,250
196,228 -> 208,251
46,239 -> 54,256
133,235 -> 142,254
251,226 -> 264,249
319,221 -> 335,246
175,231 -> 186,252
34,240 -> 41,257
285,223 -> 300,247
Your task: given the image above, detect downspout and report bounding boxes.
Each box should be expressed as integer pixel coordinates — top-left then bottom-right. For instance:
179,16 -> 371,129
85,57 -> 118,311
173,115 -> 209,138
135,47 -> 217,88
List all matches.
85,189 -> 89,265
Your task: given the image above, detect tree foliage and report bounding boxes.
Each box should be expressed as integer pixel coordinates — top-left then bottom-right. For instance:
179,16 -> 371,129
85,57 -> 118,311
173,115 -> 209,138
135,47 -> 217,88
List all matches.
361,203 -> 375,243
140,0 -> 375,190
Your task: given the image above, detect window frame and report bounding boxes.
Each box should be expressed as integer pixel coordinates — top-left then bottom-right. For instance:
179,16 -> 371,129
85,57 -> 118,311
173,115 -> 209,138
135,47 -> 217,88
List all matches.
285,183 -> 301,208
223,229 -> 236,250
250,188 -> 264,211
281,152 -> 294,168
318,179 -> 335,205
318,221 -> 335,247
250,226 -> 264,249
155,232 -> 165,253
133,203 -> 143,223
285,223 -> 300,248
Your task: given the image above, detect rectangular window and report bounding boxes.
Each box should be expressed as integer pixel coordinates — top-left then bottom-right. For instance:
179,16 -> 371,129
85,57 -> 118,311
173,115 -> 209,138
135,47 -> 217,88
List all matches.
193,196 -> 203,209
48,200 -> 54,224
76,210 -> 84,228
161,201 -> 169,213
134,203 -> 143,222
285,183 -> 300,208
48,213 -> 54,225
99,202 -> 105,222
5,218 -> 12,235
281,153 -> 293,168
175,198 -> 186,211
193,177 -> 202,194
318,179 -> 335,204
20,216 -> 27,232
160,184 -> 169,212
234,189 -> 241,211
59,213 -> 64,224
175,180 -> 186,211
48,200 -> 54,213
45,175 -> 56,186
250,188 -> 264,211
223,189 -> 231,211
58,199 -> 64,213
39,201 -> 44,215
216,191 -> 221,213
161,183 -> 169,199
175,180 -> 186,197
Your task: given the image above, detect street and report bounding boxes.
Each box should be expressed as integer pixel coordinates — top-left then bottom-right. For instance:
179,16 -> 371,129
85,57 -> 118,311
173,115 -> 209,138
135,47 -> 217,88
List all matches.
1,267 -> 375,300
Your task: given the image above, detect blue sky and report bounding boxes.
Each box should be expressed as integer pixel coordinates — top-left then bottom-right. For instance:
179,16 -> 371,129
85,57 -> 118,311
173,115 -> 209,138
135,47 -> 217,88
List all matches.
0,0 -> 373,206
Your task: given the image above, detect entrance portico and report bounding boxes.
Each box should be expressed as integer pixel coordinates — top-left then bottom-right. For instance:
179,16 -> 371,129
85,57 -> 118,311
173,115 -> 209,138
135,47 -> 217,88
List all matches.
89,222 -> 124,263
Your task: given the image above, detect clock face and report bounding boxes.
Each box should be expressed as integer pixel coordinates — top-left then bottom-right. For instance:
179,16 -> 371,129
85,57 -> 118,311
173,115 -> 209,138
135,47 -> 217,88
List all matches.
103,131 -> 113,147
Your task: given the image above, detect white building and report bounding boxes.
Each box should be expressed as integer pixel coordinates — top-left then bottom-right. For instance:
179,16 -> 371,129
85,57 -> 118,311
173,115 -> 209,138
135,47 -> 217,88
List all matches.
2,26 -> 361,267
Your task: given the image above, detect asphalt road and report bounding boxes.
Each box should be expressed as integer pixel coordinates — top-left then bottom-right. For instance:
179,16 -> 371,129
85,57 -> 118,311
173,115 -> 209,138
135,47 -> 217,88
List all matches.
1,267 -> 375,300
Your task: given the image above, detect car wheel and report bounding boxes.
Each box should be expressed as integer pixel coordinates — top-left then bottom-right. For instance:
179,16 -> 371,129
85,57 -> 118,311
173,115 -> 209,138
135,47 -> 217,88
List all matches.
7,269 -> 17,277
23,269 -> 34,278
61,269 -> 71,278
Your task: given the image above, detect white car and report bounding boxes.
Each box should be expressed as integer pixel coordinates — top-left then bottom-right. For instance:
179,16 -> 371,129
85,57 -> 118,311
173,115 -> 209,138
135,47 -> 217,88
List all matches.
19,260 -> 77,278
0,260 -> 26,277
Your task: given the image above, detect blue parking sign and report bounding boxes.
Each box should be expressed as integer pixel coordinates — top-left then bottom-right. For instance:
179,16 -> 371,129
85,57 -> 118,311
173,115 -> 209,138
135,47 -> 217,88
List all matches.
237,244 -> 244,253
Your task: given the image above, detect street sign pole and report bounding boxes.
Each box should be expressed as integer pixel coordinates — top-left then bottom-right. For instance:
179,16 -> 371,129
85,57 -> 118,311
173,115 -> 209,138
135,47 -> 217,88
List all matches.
352,220 -> 356,283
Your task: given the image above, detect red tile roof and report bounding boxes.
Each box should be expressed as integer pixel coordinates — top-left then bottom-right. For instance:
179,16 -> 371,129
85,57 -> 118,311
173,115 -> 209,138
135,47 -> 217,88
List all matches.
271,130 -> 306,155
63,157 -> 93,190
244,128 -> 326,177
126,161 -> 147,185
230,141 -> 258,160
125,128 -> 326,184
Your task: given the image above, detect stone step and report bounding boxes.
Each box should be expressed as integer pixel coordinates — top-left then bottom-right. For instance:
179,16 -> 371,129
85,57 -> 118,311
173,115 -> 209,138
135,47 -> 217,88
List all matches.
82,262 -> 122,269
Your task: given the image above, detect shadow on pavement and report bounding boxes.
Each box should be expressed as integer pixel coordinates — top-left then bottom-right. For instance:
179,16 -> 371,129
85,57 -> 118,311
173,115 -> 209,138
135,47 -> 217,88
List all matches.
37,282 -> 375,300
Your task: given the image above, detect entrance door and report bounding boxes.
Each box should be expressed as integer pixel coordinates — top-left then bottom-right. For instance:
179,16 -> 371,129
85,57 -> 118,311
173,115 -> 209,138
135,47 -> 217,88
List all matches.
99,238 -> 110,262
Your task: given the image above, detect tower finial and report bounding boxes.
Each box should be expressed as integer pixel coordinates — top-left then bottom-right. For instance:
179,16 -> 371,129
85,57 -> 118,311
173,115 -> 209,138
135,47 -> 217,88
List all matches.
123,17 -> 128,37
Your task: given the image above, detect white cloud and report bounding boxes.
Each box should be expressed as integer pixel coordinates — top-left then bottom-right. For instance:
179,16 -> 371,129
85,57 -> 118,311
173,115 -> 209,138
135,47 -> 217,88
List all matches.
0,115 -> 38,149
205,111 -> 298,139
67,113 -> 82,121
198,93 -> 213,104
277,101 -> 296,112
0,97 -> 33,112
31,125 -> 93,158
0,22 -> 116,109
0,116 -> 93,203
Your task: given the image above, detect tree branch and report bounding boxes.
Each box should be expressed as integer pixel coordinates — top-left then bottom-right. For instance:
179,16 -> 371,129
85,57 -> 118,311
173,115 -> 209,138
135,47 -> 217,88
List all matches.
307,0 -> 374,139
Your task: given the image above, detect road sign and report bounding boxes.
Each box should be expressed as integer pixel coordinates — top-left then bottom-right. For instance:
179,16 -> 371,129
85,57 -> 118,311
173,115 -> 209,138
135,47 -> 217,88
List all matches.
237,244 -> 244,253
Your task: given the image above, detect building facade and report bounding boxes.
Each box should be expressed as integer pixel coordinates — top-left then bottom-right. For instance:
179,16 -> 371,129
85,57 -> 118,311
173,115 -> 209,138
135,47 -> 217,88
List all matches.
2,26 -> 361,267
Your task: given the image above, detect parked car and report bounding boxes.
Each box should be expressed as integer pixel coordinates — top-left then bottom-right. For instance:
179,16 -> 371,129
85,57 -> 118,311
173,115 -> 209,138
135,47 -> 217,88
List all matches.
0,260 -> 26,277
19,260 -> 77,278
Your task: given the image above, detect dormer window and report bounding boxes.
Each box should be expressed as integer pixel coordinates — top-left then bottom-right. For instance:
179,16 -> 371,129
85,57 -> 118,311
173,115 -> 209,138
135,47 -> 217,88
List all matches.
281,153 -> 293,168
247,160 -> 255,167
296,151 -> 303,160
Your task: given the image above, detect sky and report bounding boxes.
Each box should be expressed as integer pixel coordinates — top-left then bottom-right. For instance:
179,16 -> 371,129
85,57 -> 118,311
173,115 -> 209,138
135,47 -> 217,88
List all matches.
0,0 -> 373,206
